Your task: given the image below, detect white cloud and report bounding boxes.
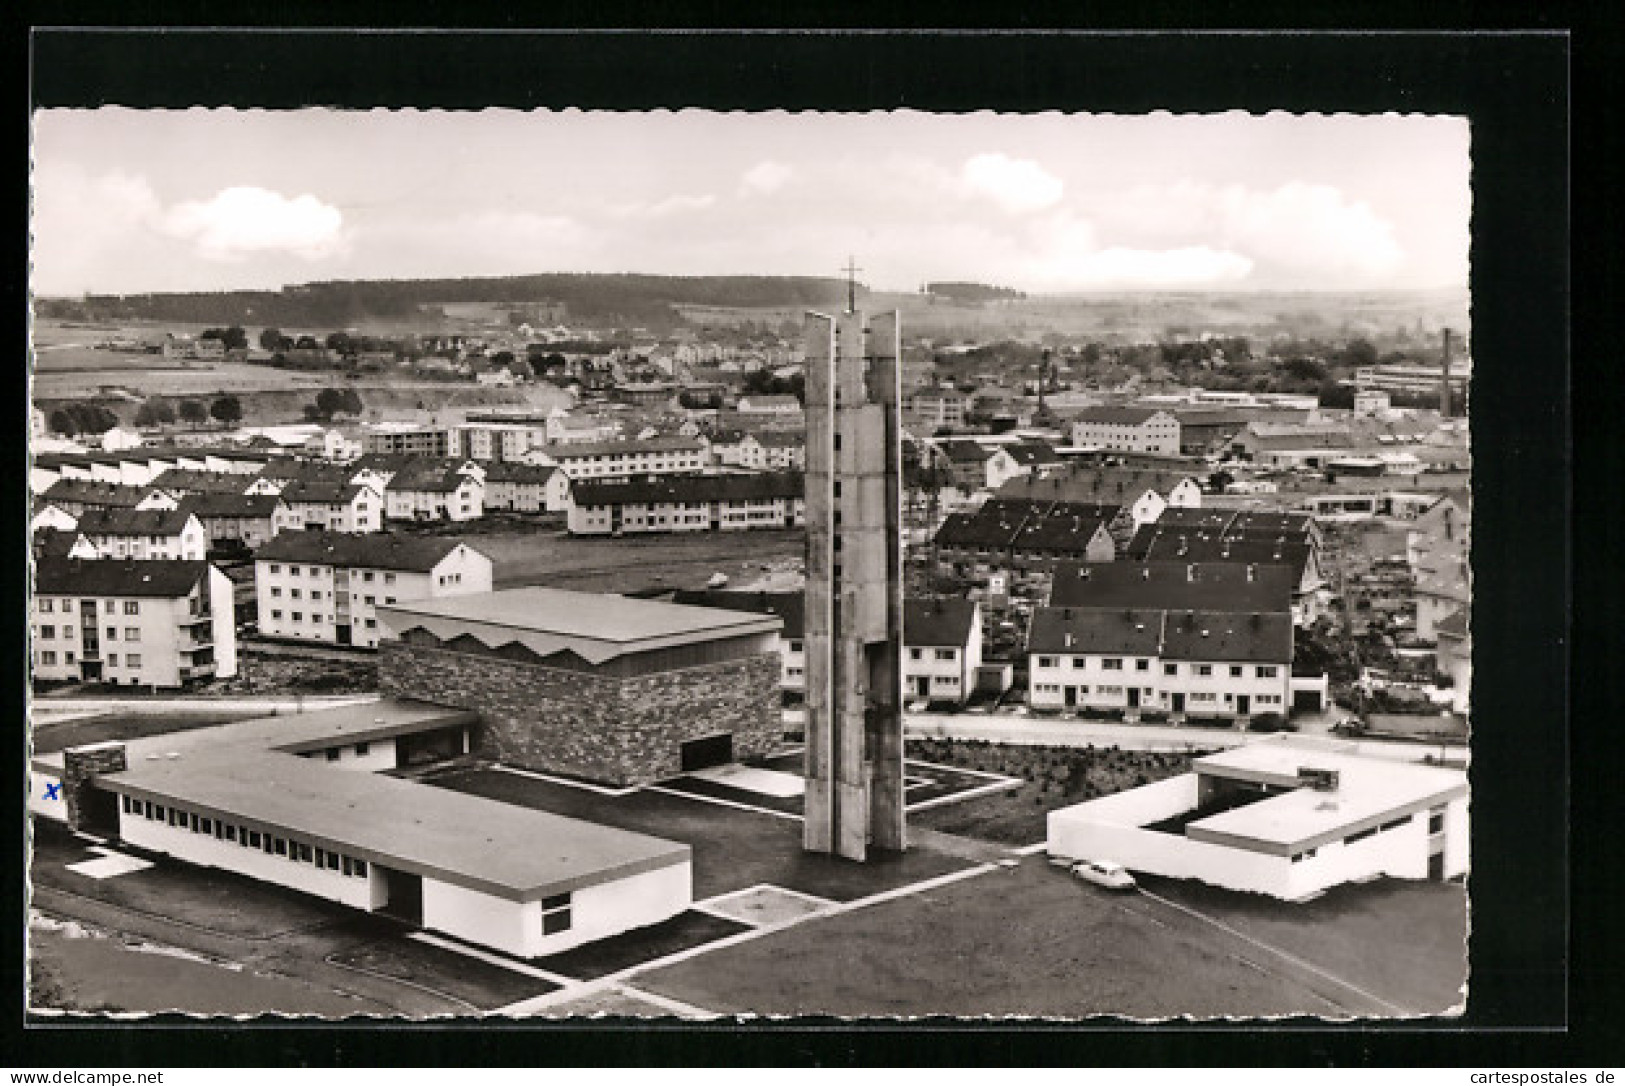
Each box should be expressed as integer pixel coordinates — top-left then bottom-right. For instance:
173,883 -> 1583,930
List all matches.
603,193 -> 716,220
161,186 -> 346,262
740,161 -> 793,195
960,153 -> 1064,214
1109,180 -> 1404,280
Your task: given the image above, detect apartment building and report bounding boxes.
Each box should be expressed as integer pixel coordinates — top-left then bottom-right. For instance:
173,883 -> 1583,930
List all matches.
75,506 -> 209,561
1027,606 -> 1292,721
1070,408 -> 1182,456
568,471 -> 804,535
31,558 -> 237,688
384,466 -> 485,522
539,436 -> 710,481
254,530 -> 493,649
273,481 -> 384,534
481,462 -> 571,514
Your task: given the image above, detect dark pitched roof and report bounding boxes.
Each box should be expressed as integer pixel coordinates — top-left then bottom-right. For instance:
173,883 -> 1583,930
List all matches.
32,528 -> 91,559
997,465 -> 1196,503
904,597 -> 978,648
1126,531 -> 1315,581
1028,607 -> 1166,656
187,492 -> 285,519
936,439 -> 995,464
483,461 -> 560,484
255,529 -> 472,572
34,557 -> 208,599
672,589 -> 806,640
1008,503 -> 1113,554
278,480 -> 370,504
571,471 -> 803,507
1159,609 -> 1293,664
150,468 -> 259,495
1004,441 -> 1062,467
549,435 -> 706,458
75,506 -> 200,536
259,461 -> 358,485
42,479 -> 150,508
1435,606 -> 1470,639
934,511 -> 1020,550
387,466 -> 477,494
1050,561 -> 1295,613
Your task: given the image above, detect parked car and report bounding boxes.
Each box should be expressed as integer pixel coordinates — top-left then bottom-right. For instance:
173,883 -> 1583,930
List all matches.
1072,859 -> 1137,891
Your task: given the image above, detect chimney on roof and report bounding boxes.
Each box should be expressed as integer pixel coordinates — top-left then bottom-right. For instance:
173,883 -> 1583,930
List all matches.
1064,632 -> 1073,648
1247,563 -> 1255,582
1187,563 -> 1196,582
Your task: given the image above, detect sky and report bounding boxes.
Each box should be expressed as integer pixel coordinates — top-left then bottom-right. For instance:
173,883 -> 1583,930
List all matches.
30,109 -> 1471,298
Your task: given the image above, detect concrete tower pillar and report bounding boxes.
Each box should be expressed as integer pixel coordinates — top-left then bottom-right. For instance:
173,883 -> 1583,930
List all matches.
802,307 -> 905,861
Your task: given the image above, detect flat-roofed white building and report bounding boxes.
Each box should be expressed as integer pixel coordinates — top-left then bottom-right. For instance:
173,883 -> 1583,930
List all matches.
31,699 -> 692,959
1048,736 -> 1469,901
1070,407 -> 1181,456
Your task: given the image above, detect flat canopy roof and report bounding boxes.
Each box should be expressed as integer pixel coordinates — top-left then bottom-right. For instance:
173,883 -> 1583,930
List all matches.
377,587 -> 782,665
101,748 -> 689,902
37,697 -> 691,901
1188,738 -> 1467,854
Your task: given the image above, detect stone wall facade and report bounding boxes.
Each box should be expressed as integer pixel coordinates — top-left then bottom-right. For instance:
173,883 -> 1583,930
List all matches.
378,641 -> 781,786
61,743 -> 128,832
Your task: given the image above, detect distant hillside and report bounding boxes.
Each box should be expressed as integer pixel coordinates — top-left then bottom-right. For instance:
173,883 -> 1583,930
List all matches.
37,274 -> 852,329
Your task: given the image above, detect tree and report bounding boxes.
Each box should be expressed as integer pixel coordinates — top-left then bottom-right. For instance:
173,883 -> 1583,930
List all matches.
221,326 -> 248,351
339,388 -> 363,417
135,399 -> 176,428
179,399 -> 208,427
209,395 -> 243,427
314,388 -> 347,420
258,327 -> 283,351
1318,381 -> 1355,410
325,331 -> 353,354
49,408 -> 75,436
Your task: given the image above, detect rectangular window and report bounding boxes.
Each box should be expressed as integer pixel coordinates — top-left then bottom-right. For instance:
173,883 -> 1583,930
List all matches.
355,742 -> 370,756
1230,665 -> 1243,678
1196,665 -> 1213,677
106,627 -> 118,641
1429,811 -> 1445,834
271,610 -> 282,620
1136,659 -> 1150,672
352,859 -> 367,878
295,842 -> 313,863
225,824 -> 237,842
122,795 -> 134,814
40,651 -> 57,665
125,628 -> 141,642
39,625 -> 55,640
269,564 -> 281,574
326,748 -> 341,762
124,601 -> 139,615
290,566 -> 300,576
327,851 -> 340,871
290,588 -> 302,600
273,838 -> 288,857
107,653 -> 118,667
1380,816 -> 1412,832
541,892 -> 573,935
934,648 -> 956,661
271,587 -> 282,598
384,573 -> 396,585
200,817 -> 212,835
1164,663 -> 1178,677
64,652 -> 74,664
248,829 -> 262,848
1346,826 -> 1377,844
310,591 -> 322,601
1037,655 -> 1057,669
38,599 -> 52,613
154,804 -> 165,821
1102,658 -> 1123,670
1256,665 -> 1279,679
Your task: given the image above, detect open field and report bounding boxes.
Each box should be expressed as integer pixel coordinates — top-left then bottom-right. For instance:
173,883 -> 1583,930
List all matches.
432,522 -> 806,593
633,855 -> 1460,1018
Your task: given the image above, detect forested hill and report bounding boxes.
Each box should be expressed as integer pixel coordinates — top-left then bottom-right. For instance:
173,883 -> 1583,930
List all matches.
37,274 -> 852,328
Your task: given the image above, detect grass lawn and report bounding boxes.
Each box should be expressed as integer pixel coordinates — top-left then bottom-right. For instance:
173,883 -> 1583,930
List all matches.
459,524 -> 804,593
635,858 -> 1347,1019
29,918 -> 383,1018
536,910 -> 749,981
327,935 -> 559,1010
1135,874 -> 1469,1015
430,768 -> 972,903
905,738 -> 1206,846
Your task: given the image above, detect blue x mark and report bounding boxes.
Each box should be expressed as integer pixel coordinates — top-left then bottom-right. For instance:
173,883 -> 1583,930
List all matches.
44,782 -> 61,801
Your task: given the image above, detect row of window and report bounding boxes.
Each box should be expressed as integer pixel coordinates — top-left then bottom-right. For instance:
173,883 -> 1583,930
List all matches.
37,626 -> 141,641
267,564 -> 397,584
268,611 -> 380,629
273,588 -> 396,606
906,648 -> 960,661
121,795 -> 371,877
38,600 -> 141,615
1034,656 -> 1279,680
36,651 -> 142,667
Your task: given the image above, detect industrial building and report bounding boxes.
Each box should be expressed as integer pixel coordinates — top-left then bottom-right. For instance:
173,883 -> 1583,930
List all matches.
376,587 -> 784,786
1047,736 -> 1468,901
30,699 -> 691,958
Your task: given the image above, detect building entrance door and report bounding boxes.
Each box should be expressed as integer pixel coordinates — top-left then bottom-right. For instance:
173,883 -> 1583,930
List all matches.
915,677 -> 931,698
680,732 -> 733,772
1172,692 -> 1186,713
1236,694 -> 1251,716
380,867 -> 424,926
1428,852 -> 1446,880
1064,686 -> 1077,708
1127,688 -> 1141,709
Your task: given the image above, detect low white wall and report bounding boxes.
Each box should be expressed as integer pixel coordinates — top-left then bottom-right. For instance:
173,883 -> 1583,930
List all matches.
423,878 -> 536,958
29,769 -> 66,823
1049,774 -> 1459,901
118,808 -> 376,909
301,738 -> 398,773
1441,795 -> 1470,878
568,861 -> 692,952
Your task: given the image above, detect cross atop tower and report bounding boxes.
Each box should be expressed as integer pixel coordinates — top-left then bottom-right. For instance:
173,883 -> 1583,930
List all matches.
843,256 -> 862,312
